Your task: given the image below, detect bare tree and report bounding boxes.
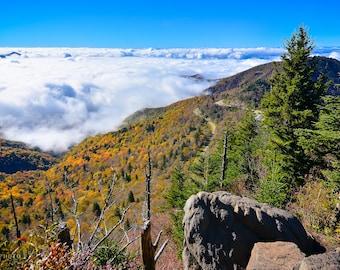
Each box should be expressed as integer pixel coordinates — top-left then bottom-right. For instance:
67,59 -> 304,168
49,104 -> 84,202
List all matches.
220,131 -> 228,188
10,193 -> 21,243
63,171 -> 83,252
140,151 -> 168,270
88,173 -> 117,247
46,179 -> 54,224
61,167 -> 140,269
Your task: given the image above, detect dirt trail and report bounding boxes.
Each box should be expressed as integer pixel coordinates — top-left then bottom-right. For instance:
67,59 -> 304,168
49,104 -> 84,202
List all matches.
193,108 -> 216,134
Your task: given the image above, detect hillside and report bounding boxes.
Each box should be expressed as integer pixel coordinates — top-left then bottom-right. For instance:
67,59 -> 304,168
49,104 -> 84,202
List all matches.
207,56 -> 340,106
0,56 -> 339,268
0,91 -> 240,268
0,138 -> 56,174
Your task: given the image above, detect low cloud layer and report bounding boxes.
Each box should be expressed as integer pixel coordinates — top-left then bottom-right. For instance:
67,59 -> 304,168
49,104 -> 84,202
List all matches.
0,47 -> 339,153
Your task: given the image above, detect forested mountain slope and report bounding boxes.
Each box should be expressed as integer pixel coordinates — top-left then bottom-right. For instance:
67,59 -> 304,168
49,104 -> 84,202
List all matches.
0,138 -> 55,174
0,52 -> 339,268
207,56 -> 340,105
1,56 -> 339,231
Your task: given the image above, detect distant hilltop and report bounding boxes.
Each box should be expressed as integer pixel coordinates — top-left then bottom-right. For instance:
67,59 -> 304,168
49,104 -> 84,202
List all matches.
0,51 -> 21,58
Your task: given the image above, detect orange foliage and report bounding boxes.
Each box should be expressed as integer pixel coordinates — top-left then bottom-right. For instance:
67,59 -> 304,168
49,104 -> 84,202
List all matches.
0,92 -> 238,268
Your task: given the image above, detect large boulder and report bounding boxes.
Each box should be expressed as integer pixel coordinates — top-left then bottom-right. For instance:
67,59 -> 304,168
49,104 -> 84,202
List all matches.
182,191 -> 315,269
246,241 -> 306,270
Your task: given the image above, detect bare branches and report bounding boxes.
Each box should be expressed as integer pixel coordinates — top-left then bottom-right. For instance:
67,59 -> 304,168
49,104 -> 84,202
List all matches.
46,179 -> 54,223
71,184 -> 83,252
140,152 -> 168,270
90,206 -> 130,253
153,229 -> 169,262
63,172 -> 83,251
59,165 -> 140,269
154,239 -> 169,263
88,174 -> 117,247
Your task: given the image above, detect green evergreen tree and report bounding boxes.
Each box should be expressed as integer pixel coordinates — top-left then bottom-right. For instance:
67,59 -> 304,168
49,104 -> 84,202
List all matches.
166,164 -> 191,209
21,214 -> 31,225
222,107 -> 261,191
114,207 -> 121,219
93,202 -> 101,217
165,164 -> 199,256
189,153 -> 220,191
1,226 -> 10,240
128,190 -> 135,203
296,95 -> 340,184
260,26 -> 329,188
295,95 -> 340,231
256,149 -> 289,208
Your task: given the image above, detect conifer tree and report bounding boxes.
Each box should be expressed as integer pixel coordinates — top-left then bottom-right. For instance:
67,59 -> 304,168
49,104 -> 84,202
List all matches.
261,26 -> 329,187
296,95 -> 340,183
295,95 -> 340,231
223,107 -> 261,190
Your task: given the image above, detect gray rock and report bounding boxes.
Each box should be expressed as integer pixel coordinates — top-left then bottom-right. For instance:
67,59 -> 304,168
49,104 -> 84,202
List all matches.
182,191 -> 315,269
246,241 -> 306,270
293,251 -> 340,270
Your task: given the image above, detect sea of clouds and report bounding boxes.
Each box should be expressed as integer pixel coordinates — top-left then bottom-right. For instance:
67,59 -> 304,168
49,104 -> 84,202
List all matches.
0,47 -> 339,153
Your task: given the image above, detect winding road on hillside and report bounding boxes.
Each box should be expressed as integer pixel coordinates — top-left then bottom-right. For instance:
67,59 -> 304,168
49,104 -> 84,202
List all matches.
193,107 -> 217,134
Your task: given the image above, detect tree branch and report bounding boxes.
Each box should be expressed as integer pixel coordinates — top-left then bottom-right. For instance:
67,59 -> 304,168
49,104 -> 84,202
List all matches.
154,239 -> 169,262
88,174 -> 117,247
90,205 -> 130,253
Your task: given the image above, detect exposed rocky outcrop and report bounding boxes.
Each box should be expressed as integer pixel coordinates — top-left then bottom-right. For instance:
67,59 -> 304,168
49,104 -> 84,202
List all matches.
293,250 -> 340,270
182,191 -> 318,270
246,242 -> 306,270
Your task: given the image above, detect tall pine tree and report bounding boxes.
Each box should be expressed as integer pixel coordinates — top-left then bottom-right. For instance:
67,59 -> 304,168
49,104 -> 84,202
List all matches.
261,26 -> 329,187
296,95 -> 340,184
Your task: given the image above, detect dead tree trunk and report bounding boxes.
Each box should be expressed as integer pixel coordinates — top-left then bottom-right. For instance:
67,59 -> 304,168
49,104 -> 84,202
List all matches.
140,151 -> 168,270
145,152 -> 151,222
46,179 -> 54,223
10,193 -> 21,244
220,131 -> 228,189
141,221 -> 155,270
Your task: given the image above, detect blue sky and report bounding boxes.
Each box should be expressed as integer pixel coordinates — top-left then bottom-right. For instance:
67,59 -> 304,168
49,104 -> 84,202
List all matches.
0,0 -> 339,48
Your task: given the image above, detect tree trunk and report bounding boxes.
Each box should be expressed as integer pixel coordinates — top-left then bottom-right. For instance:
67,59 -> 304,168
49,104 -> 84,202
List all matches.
220,131 -> 228,188
140,221 -> 156,270
140,151 -> 168,269
10,193 -> 21,243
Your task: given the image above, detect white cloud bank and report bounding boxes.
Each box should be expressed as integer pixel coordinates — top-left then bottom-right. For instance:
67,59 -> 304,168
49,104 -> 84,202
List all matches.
0,47 -> 339,153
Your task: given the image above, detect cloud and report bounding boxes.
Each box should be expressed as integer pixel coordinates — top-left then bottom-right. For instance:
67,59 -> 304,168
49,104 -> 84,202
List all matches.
0,47 -> 339,153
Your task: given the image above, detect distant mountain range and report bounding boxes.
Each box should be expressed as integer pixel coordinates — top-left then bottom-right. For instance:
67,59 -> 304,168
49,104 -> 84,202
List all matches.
0,51 -> 21,58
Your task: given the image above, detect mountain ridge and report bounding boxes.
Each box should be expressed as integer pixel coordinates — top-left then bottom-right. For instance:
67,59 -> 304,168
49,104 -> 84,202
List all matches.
0,138 -> 56,174
207,56 -> 340,95
1,56 -> 339,174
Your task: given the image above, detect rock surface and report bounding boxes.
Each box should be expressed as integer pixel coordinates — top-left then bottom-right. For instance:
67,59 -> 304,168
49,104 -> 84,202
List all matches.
246,241 -> 306,270
293,250 -> 340,270
182,191 -> 315,269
